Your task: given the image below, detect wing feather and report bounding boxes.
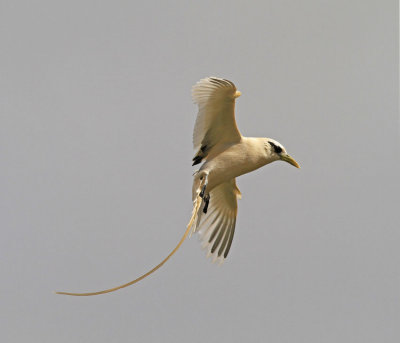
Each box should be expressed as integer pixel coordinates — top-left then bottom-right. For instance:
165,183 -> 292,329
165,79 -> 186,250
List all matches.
196,179 -> 241,262
191,77 -> 242,164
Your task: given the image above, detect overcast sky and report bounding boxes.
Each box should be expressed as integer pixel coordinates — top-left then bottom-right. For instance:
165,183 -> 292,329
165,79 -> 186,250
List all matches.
1,1 -> 399,342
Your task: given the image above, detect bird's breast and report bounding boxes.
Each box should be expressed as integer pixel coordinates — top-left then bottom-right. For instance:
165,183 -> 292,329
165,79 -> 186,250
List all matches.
199,139 -> 267,191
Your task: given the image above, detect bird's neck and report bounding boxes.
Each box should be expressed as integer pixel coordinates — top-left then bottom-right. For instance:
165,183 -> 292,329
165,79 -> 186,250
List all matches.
240,137 -> 275,168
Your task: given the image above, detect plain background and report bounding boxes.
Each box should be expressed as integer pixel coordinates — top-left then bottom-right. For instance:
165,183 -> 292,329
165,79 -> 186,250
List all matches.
1,1 -> 399,342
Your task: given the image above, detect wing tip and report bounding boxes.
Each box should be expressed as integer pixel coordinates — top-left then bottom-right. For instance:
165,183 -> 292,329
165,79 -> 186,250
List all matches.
191,76 -> 237,103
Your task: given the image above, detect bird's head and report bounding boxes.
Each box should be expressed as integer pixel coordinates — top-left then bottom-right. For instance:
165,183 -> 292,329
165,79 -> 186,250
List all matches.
264,138 -> 300,168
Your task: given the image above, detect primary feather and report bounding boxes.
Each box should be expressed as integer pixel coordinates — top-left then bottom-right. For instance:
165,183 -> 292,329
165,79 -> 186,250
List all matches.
195,179 -> 241,263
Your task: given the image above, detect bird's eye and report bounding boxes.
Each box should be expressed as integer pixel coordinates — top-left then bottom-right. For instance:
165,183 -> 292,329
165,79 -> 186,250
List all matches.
268,141 -> 282,154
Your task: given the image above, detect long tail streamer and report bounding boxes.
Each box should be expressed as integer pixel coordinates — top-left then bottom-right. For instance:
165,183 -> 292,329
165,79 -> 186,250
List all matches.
55,197 -> 202,296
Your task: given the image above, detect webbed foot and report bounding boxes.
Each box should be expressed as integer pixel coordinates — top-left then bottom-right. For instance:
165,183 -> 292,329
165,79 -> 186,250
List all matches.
203,194 -> 210,214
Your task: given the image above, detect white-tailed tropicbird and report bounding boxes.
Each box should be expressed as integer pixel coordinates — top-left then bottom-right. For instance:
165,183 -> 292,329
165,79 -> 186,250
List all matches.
56,77 -> 300,296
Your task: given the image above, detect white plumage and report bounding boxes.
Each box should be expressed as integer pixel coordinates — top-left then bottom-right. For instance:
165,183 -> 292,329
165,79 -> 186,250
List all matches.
188,77 -> 299,263
195,178 -> 241,263
192,77 -> 242,152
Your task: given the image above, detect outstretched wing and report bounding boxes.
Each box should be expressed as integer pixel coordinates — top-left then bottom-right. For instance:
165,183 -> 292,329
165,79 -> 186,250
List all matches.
192,77 -> 242,165
194,179 -> 241,263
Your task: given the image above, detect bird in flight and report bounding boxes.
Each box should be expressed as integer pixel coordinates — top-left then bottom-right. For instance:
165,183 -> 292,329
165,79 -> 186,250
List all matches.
56,77 -> 300,296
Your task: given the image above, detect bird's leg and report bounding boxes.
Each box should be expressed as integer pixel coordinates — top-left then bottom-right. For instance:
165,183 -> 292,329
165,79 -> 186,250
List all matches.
200,185 -> 206,198
199,172 -> 209,198
203,194 -> 210,214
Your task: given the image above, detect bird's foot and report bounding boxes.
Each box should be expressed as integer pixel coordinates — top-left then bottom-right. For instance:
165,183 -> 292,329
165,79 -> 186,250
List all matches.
200,185 -> 207,198
203,194 -> 210,214
198,172 -> 209,198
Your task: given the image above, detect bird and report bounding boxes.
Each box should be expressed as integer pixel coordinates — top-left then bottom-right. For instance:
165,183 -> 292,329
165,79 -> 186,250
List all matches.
55,77 -> 300,296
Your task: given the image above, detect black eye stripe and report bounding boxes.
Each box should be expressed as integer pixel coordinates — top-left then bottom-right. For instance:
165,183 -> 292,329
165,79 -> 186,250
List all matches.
268,141 -> 282,154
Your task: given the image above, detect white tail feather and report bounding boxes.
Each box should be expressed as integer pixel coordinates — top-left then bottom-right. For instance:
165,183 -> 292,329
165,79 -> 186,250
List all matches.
55,195 -> 203,296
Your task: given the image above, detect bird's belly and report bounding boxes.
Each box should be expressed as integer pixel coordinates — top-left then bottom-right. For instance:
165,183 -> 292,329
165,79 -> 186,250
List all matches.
200,150 -> 265,192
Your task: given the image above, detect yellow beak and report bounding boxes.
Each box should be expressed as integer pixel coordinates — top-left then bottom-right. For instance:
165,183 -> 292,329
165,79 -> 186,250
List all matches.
280,153 -> 300,168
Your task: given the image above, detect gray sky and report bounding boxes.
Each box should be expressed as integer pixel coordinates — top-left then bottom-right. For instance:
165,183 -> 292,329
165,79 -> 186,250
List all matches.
1,1 -> 399,342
